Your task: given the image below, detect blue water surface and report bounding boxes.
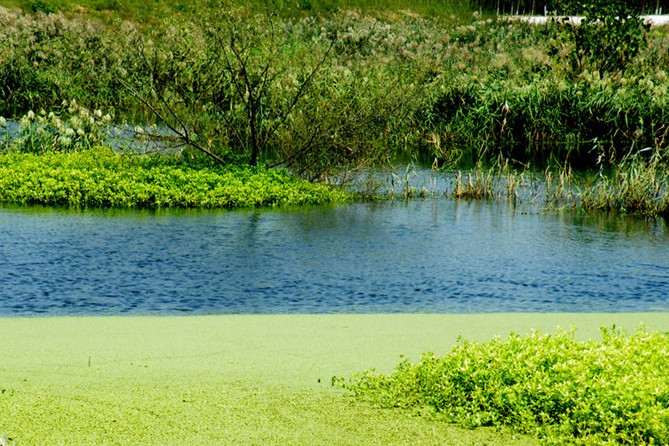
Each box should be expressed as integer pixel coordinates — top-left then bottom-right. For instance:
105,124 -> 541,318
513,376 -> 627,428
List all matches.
0,200 -> 667,315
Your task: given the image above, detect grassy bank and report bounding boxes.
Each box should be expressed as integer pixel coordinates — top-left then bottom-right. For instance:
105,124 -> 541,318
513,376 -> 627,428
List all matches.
1,3 -> 668,215
0,147 -> 350,208
2,314 -> 668,445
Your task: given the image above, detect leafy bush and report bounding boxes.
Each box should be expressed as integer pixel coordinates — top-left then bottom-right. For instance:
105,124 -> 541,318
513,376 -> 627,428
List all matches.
340,328 -> 669,445
28,0 -> 57,14
559,0 -> 650,74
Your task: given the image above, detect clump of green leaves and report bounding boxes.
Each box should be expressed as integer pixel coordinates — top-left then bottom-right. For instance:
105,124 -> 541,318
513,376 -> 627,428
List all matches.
340,327 -> 669,445
28,0 -> 56,14
0,147 -> 351,208
560,0 -> 650,74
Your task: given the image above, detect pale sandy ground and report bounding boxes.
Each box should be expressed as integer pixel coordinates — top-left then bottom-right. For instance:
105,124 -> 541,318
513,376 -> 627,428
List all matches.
510,14 -> 669,26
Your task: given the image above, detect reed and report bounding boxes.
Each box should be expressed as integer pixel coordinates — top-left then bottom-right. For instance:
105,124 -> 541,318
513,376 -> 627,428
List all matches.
451,169 -> 495,200
580,154 -> 669,217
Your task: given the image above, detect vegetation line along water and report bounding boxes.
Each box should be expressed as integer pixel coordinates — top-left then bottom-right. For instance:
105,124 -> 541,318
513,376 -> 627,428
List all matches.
1,2 -> 669,444
1,0 -> 668,214
341,326 -> 669,445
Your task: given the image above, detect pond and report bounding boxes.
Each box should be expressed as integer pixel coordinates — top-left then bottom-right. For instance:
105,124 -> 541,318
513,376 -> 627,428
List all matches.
0,200 -> 668,316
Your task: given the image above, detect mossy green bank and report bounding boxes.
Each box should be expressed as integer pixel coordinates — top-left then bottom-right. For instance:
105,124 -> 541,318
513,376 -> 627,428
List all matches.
1,2 -> 668,215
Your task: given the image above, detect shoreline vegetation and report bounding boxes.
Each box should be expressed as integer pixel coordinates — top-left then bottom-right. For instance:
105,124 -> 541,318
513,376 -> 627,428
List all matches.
341,326 -> 669,445
0,1 -> 668,214
2,313 -> 668,445
1,3 -> 668,443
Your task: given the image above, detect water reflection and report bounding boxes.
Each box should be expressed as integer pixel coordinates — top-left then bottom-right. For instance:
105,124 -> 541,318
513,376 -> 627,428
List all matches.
0,201 -> 667,315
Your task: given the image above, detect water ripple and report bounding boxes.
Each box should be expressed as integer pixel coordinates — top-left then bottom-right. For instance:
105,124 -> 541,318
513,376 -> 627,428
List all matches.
0,201 -> 667,315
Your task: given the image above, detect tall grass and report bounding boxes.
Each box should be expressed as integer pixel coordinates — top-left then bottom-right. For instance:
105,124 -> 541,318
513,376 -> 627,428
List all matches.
580,154 -> 669,218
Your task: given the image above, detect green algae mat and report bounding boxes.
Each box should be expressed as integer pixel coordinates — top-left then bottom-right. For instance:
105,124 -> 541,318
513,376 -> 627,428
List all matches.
1,313 -> 668,445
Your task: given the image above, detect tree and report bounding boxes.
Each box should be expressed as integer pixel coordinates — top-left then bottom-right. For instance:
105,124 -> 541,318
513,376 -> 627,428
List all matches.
560,0 -> 650,74
121,2 -> 331,168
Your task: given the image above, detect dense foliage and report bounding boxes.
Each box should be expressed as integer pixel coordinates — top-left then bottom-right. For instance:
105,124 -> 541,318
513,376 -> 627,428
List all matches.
340,328 -> 669,445
558,0 -> 651,74
0,147 -> 350,208
1,5 -> 668,174
0,1 -> 668,215
7,0 -> 669,18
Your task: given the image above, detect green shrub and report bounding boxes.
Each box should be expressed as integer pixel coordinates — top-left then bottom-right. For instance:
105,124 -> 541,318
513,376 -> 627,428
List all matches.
559,0 -> 650,74
340,328 -> 669,445
28,0 -> 56,14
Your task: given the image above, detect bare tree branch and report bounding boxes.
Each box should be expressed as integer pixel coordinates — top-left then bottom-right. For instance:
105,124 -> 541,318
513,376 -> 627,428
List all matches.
117,76 -> 227,165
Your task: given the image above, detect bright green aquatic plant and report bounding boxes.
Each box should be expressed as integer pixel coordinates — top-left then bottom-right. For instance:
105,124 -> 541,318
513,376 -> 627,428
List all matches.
0,147 -> 351,208
339,327 -> 669,445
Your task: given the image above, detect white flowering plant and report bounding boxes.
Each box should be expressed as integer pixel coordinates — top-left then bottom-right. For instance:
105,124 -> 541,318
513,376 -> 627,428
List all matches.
12,100 -> 113,153
0,116 -> 7,149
